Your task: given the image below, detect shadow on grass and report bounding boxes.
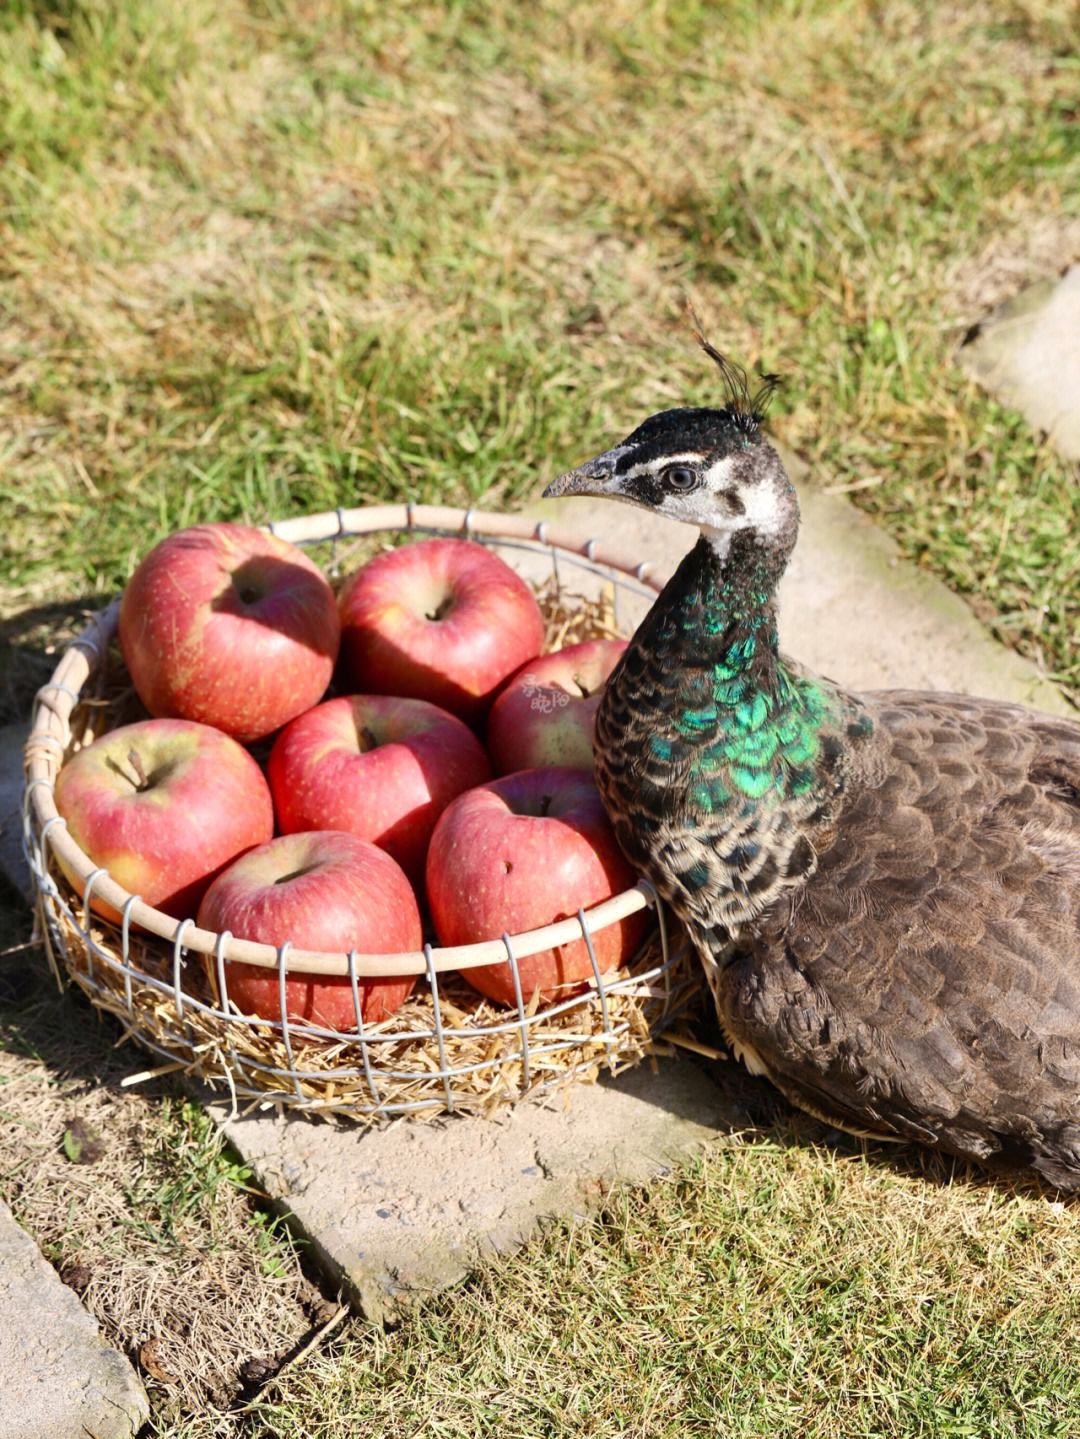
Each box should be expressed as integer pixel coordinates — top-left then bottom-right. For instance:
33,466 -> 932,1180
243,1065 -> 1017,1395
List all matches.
0,879 -> 186,1109
0,593 -> 167,1099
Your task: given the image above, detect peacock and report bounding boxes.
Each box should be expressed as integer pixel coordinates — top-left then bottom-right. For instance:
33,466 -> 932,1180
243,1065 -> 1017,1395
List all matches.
544,341 -> 1080,1190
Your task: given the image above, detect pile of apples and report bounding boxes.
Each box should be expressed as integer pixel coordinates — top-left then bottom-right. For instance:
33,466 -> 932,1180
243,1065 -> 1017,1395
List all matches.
55,522 -> 647,1032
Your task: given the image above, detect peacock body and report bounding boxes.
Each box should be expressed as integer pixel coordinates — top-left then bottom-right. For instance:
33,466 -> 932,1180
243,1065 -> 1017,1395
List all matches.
545,374 -> 1080,1190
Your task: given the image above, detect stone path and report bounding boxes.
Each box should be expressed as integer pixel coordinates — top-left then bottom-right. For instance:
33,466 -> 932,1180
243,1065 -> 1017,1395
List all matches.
0,1199 -> 148,1439
210,1060 -> 746,1323
961,262 -> 1080,463
0,450 -> 1072,1366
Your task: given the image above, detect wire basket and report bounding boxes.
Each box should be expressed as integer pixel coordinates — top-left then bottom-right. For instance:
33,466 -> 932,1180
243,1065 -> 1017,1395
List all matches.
22,504 -> 703,1123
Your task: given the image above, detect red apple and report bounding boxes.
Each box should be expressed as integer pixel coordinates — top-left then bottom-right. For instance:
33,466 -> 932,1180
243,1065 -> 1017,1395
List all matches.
197,831 -> 422,1029
338,538 -> 545,723
425,766 -> 647,1007
268,694 -> 491,883
119,522 -> 340,743
487,638 -> 628,774
54,718 -> 274,921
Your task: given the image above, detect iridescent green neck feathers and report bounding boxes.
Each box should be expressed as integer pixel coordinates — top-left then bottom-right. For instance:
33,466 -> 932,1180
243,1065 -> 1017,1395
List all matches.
623,532 -> 845,820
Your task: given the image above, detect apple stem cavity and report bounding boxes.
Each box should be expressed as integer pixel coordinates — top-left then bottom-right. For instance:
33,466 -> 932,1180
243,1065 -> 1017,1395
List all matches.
273,864 -> 320,886
102,754 -> 160,800
425,594 -> 455,623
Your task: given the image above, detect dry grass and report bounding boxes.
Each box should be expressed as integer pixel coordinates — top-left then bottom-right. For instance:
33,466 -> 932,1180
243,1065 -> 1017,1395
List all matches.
4,598 -> 333,1422
0,955 -> 327,1420
948,215 -> 1080,322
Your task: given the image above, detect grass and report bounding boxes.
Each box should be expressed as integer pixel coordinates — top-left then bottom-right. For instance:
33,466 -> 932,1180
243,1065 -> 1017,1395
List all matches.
131,1101 -> 1080,1439
0,0 -> 1077,695
243,1140 -> 1080,1439
1,0 -> 1079,1433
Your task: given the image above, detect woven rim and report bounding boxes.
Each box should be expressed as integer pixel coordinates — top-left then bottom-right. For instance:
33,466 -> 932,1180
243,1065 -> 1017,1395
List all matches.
24,503 -> 665,980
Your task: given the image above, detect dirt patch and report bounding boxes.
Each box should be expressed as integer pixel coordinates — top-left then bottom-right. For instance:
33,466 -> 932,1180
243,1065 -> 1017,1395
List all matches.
0,598 -> 331,1425
0,918 -> 325,1420
948,214 -> 1080,327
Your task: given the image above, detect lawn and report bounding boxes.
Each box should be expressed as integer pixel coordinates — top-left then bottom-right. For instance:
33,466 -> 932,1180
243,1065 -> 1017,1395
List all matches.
1,0 -> 1077,699
1,0 -> 1079,1434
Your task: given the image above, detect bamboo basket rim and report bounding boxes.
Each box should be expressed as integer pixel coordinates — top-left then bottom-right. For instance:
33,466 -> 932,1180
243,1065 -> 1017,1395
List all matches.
24,502 -> 666,980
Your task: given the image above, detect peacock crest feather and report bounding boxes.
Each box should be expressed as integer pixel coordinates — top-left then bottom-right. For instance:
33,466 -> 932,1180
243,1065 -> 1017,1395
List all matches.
687,306 -> 781,440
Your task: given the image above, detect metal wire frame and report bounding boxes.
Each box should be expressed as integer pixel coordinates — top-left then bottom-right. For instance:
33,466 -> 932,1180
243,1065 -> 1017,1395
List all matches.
21,505 -> 698,1120
25,804 -> 692,1118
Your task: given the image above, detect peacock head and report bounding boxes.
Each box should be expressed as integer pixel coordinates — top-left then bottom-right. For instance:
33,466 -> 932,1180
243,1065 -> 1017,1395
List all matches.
544,344 -> 798,563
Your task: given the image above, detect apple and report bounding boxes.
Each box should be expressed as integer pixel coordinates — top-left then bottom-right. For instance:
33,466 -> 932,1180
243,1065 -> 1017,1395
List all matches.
268,694 -> 491,883
197,831 -> 422,1029
337,537 -> 545,723
486,638 -> 628,774
425,766 -> 648,1007
54,718 -> 274,920
119,522 -> 340,743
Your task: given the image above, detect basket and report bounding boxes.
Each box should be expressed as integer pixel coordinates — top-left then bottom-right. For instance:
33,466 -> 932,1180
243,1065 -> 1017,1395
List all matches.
22,504 -> 703,1123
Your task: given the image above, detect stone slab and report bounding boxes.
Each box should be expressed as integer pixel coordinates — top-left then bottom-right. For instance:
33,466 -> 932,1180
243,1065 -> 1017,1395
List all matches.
211,1059 -> 744,1323
0,724 -> 31,902
960,263 -> 1080,462
531,471 -> 1071,715
0,1200 -> 148,1439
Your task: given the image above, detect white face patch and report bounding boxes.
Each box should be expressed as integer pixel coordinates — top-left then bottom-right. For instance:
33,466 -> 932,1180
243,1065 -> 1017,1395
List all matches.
728,472 -> 787,536
643,451 -> 789,554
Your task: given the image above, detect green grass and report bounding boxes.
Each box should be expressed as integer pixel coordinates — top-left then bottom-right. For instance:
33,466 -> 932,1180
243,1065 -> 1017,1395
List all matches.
0,0 -> 1077,693
235,1129 -> 1080,1439
2,1 -> 1080,1432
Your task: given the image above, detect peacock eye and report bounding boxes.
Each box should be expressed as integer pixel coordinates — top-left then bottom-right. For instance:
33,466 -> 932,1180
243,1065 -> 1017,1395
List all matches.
662,465 -> 698,492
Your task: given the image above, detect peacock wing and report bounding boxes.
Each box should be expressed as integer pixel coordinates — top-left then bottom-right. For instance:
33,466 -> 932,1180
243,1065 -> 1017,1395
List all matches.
716,691 -> 1080,1180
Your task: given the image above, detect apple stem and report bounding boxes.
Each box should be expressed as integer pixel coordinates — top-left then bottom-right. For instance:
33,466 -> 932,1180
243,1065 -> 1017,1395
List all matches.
539,794 -> 552,817
273,864 -> 319,885
360,725 -> 379,751
127,749 -> 149,791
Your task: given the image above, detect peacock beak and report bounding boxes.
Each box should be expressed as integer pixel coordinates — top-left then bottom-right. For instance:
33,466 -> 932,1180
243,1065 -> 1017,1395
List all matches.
543,446 -> 629,500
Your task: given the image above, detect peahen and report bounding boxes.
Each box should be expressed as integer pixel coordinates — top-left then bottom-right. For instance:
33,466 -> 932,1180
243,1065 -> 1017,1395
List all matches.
544,344 -> 1080,1190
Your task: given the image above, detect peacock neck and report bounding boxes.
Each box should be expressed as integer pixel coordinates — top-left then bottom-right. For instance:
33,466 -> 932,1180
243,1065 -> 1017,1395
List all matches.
649,529 -> 788,704
622,528 -> 842,814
